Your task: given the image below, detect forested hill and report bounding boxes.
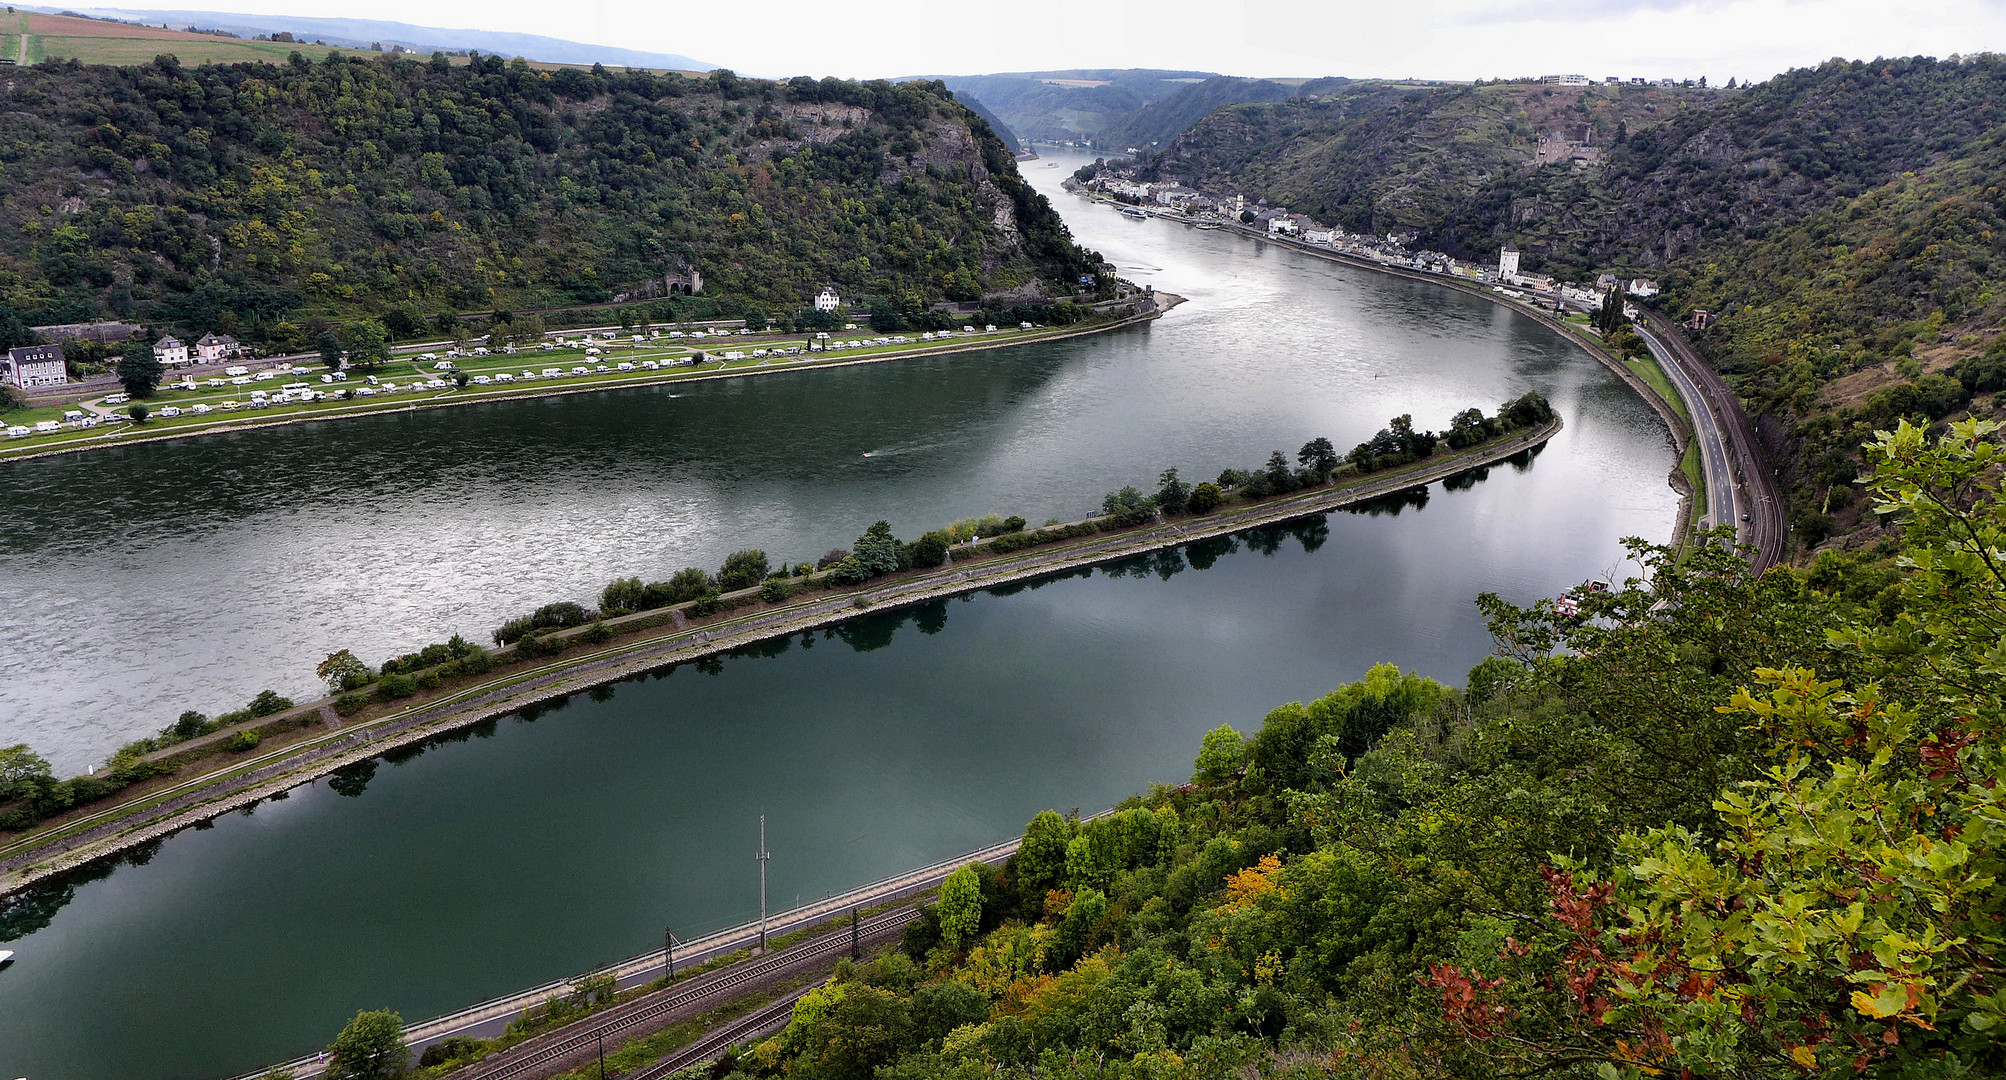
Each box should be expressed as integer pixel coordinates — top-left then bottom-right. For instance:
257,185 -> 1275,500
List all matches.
1152,57 -> 2006,552
0,54 -> 1097,349
1096,76 -> 1300,155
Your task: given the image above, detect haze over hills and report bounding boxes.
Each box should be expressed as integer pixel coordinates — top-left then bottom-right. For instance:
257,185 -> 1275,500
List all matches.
933,69 -> 1222,145
25,5 -> 715,69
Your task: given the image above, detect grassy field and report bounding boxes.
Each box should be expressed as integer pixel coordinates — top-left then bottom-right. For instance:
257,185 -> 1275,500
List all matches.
1621,352 -> 1692,427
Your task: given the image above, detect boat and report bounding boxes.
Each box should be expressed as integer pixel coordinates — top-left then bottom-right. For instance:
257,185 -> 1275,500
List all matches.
1194,222 -> 1221,230
1119,207 -> 1148,220
1045,161 -> 1058,167
0,949 -> 13,965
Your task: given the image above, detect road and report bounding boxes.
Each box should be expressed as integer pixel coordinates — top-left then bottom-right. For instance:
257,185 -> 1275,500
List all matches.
1636,325 -> 1739,532
1632,313 -> 1787,569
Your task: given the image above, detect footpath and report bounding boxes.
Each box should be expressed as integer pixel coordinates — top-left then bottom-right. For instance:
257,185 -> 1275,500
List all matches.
0,414 -> 1558,898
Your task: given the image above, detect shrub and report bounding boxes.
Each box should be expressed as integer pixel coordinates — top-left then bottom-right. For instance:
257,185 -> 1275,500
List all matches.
690,591 -> 725,616
760,578 -> 799,603
816,548 -> 851,570
717,549 -> 771,592
168,710 -> 211,741
580,621 -> 614,644
601,575 -> 645,614
247,690 -> 293,717
414,671 -> 441,691
1001,515 -> 1026,532
222,730 -> 263,753
906,533 -> 950,568
1188,482 -> 1224,515
375,673 -> 417,701
335,692 -> 370,717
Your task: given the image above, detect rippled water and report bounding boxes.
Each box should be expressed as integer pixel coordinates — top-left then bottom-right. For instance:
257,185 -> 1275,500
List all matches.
0,152 -> 1681,1080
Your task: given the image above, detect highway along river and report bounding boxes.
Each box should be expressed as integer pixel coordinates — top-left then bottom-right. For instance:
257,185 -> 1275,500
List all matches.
0,151 -> 1679,1079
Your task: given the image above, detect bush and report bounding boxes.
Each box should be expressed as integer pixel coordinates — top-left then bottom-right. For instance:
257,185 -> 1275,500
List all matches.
1188,482 -> 1224,515
335,692 -> 370,717
760,578 -> 799,603
222,730 -> 263,753
1001,516 -> 1026,532
580,621 -> 614,644
414,671 -> 441,691
906,533 -> 950,568
716,549 -> 771,592
247,690 -> 293,717
375,673 -> 417,701
690,591 -> 725,616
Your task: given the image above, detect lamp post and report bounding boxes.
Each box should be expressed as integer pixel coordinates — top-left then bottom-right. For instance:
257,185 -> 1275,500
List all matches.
757,814 -> 771,952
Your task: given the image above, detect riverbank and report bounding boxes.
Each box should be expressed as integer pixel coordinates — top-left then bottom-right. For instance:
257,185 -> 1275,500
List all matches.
1102,199 -> 1707,555
0,413 -> 1559,897
0,296 -> 1178,467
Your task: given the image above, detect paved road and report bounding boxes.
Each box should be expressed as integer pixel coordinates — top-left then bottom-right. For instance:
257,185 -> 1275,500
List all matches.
1636,324 -> 1739,534
1633,313 -> 1787,569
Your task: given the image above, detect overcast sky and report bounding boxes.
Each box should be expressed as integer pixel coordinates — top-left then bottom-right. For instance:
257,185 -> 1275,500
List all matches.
111,0 -> 2006,81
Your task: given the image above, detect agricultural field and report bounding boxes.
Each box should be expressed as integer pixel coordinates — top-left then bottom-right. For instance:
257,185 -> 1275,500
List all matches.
12,11 -> 310,66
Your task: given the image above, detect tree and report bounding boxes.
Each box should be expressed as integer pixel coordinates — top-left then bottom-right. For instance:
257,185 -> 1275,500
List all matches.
326,1009 -> 407,1080
1100,486 -> 1156,527
1262,450 -> 1297,494
315,331 -> 344,369
1187,481 -> 1224,515
0,744 -> 52,801
128,403 -> 150,423
936,865 -> 983,950
851,522 -> 903,577
1297,437 -> 1339,482
117,342 -> 162,398
716,549 -> 771,592
340,321 -> 391,371
316,650 -> 372,694
0,301 -> 36,351
1192,725 -> 1245,784
1155,467 -> 1191,515
906,531 -> 949,569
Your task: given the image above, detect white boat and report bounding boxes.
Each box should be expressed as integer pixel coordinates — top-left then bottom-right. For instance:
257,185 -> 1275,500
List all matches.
0,949 -> 13,964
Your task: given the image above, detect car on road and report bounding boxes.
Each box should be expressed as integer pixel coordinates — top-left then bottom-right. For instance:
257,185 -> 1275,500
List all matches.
1740,513 -> 1751,522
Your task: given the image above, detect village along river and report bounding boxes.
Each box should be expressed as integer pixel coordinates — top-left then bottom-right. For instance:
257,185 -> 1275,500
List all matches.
0,152 -> 1681,1078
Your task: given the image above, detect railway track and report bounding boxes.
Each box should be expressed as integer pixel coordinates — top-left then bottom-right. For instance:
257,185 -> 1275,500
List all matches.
629,986 -> 816,1080
449,907 -> 919,1080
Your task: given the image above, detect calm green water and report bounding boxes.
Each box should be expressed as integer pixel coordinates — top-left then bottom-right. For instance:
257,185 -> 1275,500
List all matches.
0,153 -> 1679,1079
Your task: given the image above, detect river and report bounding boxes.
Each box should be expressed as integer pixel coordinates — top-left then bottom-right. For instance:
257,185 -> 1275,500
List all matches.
0,151 -> 1679,1079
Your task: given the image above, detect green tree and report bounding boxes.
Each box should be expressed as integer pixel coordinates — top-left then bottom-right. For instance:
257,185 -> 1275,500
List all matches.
851,521 -> 903,577
936,865 -> 983,951
1155,467 -> 1191,515
1192,724 -> 1246,784
116,342 -> 162,398
315,331 -> 344,369
326,1009 -> 407,1080
340,321 -> 392,371
1100,486 -> 1156,528
716,549 -> 772,592
1297,436 -> 1339,482
128,403 -> 150,423
906,531 -> 950,568
1011,809 -> 1075,906
1187,481 -> 1224,514
0,744 -> 52,801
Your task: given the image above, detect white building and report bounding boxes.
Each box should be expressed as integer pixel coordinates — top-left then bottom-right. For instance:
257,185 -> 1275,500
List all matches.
814,287 -> 841,313
1629,278 -> 1661,298
1498,245 -> 1521,281
3,344 -> 67,389
153,335 -> 189,366
195,333 -> 240,362
1540,74 -> 1591,86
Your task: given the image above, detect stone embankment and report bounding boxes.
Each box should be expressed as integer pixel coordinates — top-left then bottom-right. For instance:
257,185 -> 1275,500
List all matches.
0,414 -> 1553,896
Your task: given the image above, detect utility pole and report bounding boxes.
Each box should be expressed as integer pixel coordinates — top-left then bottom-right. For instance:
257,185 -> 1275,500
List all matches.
851,906 -> 860,960
757,814 -> 771,952
665,926 -> 681,981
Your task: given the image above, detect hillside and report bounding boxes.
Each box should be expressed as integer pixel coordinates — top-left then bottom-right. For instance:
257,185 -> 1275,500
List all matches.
1096,76 -> 1301,155
1150,58 -> 2006,553
0,56 -> 1097,348
937,69 -> 1218,146
687,423 -> 2006,1080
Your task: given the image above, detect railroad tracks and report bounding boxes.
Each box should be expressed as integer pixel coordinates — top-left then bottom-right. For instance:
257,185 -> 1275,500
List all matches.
629,987 -> 815,1080
449,907 -> 918,1080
